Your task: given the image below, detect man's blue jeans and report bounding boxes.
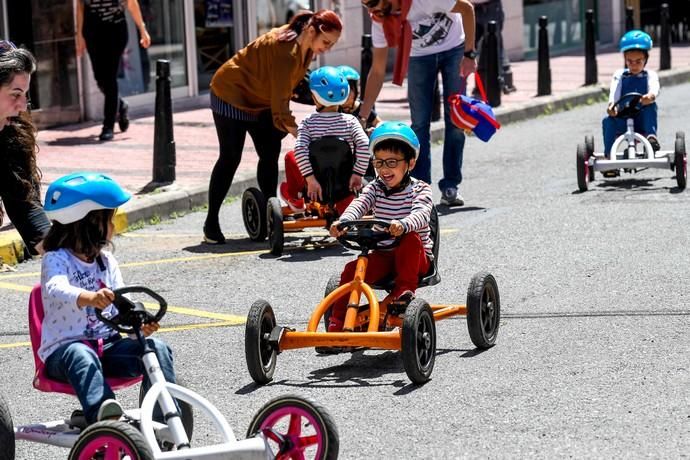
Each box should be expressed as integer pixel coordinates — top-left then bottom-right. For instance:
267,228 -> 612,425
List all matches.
408,45 -> 466,192
602,103 -> 657,156
45,336 -> 176,423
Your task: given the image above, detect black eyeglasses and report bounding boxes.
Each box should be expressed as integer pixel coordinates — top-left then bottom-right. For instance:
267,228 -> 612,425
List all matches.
372,158 -> 404,169
0,40 -> 17,55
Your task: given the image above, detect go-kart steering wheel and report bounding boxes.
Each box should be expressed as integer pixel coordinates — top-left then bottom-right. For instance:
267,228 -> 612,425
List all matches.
336,219 -> 401,252
96,286 -> 167,334
613,92 -> 644,119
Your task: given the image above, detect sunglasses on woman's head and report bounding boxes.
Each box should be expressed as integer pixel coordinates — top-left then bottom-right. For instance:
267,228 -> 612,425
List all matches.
0,40 -> 17,55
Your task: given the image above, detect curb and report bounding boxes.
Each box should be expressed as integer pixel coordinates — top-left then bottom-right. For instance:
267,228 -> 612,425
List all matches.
3,66 -> 690,265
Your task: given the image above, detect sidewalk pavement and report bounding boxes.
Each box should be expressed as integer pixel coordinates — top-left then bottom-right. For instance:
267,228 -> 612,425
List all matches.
2,44 -> 690,265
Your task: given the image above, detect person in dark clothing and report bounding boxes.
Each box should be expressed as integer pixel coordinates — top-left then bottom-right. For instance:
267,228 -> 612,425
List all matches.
0,42 -> 51,257
471,0 -> 516,94
76,0 -> 151,141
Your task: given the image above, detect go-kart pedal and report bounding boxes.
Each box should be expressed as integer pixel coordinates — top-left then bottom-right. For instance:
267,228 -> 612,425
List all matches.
387,291 -> 415,316
602,170 -> 620,178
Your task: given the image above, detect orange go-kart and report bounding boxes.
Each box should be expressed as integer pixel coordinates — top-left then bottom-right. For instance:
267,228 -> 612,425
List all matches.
244,208 -> 501,384
241,136 -> 362,256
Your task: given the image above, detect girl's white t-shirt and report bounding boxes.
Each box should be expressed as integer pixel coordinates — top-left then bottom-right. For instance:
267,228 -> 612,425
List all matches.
38,249 -> 123,361
371,0 -> 464,57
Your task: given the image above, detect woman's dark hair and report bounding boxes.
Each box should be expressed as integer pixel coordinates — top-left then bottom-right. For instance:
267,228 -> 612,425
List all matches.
0,45 -> 36,87
42,209 -> 115,261
373,138 -> 416,161
0,112 -> 40,225
278,9 -> 343,42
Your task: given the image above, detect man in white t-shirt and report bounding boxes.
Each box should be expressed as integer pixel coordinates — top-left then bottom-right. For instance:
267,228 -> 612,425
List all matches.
358,0 -> 477,206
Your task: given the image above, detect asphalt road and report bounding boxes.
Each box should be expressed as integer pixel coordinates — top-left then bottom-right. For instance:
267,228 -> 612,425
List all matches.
1,82 -> 689,459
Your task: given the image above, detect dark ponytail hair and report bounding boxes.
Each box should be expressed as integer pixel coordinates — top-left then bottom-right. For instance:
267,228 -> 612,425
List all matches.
278,9 -> 343,42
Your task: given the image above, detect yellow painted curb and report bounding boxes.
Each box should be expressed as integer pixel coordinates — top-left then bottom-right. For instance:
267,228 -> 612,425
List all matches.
113,208 -> 129,235
0,229 -> 25,266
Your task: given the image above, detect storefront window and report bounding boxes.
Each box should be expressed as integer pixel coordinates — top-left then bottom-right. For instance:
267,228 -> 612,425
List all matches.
119,0 -> 188,96
257,0 -> 312,36
523,0 -> 593,57
194,0 -> 235,91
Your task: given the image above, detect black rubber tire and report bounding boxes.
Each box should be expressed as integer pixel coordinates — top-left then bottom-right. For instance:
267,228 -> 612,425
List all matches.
267,197 -> 284,255
576,143 -> 589,192
138,381 -> 194,443
245,300 -> 277,384
242,187 -> 267,241
675,134 -> 687,190
0,393 -> 14,460
401,298 -> 436,384
585,135 -> 595,181
68,420 -> 153,460
466,271 -> 501,349
246,394 -> 339,460
322,273 -> 340,332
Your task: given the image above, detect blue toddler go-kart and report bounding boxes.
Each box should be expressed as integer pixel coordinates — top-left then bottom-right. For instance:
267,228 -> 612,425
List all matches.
577,92 -> 687,191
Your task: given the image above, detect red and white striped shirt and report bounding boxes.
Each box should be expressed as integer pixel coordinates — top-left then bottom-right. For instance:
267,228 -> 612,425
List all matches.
340,177 -> 434,256
295,112 -> 370,178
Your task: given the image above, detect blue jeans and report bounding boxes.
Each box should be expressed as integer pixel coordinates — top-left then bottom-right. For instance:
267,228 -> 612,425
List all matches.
602,103 -> 657,156
408,45 -> 467,192
45,336 -> 176,423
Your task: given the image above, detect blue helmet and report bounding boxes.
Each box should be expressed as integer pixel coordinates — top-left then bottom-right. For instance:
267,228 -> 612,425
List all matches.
369,121 -> 420,159
619,30 -> 653,53
309,66 -> 350,106
336,65 -> 360,81
45,172 -> 131,224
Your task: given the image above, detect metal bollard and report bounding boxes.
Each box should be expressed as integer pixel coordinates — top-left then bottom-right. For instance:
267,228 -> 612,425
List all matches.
660,3 -> 671,70
152,60 -> 176,184
537,16 -> 551,96
484,20 -> 501,107
584,10 -> 598,86
625,6 -> 635,31
360,34 -> 372,100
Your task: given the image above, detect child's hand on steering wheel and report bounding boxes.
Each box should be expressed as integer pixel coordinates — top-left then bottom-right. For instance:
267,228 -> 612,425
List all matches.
388,220 -> 405,237
349,174 -> 363,192
329,220 -> 345,238
141,321 -> 160,337
606,102 -> 617,117
306,175 -> 323,201
78,288 -> 115,309
641,93 -> 656,106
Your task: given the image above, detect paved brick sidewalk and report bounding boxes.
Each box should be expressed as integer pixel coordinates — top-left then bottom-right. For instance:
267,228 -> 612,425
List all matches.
2,44 -> 689,264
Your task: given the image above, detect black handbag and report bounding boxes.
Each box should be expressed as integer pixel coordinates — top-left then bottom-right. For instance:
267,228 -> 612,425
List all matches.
291,69 -> 315,106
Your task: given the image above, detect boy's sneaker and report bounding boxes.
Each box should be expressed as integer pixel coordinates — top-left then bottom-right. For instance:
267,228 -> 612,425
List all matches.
118,100 -> 130,133
203,224 -> 226,244
97,399 -> 123,421
279,182 -> 306,212
440,187 -> 464,207
647,134 -> 660,152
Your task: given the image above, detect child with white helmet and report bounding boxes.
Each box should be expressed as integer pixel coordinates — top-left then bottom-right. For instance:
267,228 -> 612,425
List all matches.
328,121 -> 434,333
39,172 -> 178,424
279,65 -> 370,213
603,30 -> 660,165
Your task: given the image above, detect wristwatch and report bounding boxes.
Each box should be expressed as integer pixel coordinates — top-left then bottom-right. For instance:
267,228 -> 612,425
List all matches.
463,49 -> 478,59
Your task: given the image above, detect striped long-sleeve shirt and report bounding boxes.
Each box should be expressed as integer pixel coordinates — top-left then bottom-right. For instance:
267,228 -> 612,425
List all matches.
294,112 -> 370,178
340,177 -> 434,257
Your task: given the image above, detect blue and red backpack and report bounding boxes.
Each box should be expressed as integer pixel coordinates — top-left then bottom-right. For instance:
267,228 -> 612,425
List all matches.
449,73 -> 501,142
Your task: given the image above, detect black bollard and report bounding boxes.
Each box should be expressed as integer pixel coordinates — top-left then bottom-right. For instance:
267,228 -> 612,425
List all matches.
584,10 -> 598,86
484,20 -> 501,107
660,3 -> 671,70
360,34 -> 372,101
625,6 -> 635,31
431,76 -> 441,121
153,60 -> 176,184
537,16 -> 552,96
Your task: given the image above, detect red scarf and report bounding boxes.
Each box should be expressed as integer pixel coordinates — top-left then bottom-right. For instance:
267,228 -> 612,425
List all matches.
371,0 -> 412,86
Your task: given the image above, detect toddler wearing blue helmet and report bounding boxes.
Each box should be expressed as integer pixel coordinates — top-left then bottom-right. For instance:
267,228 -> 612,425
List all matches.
39,172 -> 177,424
336,65 -> 382,131
279,66 -> 370,213
328,121 -> 434,333
602,30 -> 660,163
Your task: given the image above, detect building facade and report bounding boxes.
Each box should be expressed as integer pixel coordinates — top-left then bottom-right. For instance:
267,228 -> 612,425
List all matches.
1,1 -> 663,128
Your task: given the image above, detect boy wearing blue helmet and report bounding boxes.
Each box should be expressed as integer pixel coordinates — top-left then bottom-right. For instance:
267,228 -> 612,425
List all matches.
603,30 -> 660,164
328,121 -> 434,332
336,65 -> 382,131
279,66 -> 370,213
39,172 -> 178,424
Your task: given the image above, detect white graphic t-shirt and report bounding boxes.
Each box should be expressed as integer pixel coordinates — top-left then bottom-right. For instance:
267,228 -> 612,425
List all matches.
38,249 -> 123,361
371,0 -> 464,57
